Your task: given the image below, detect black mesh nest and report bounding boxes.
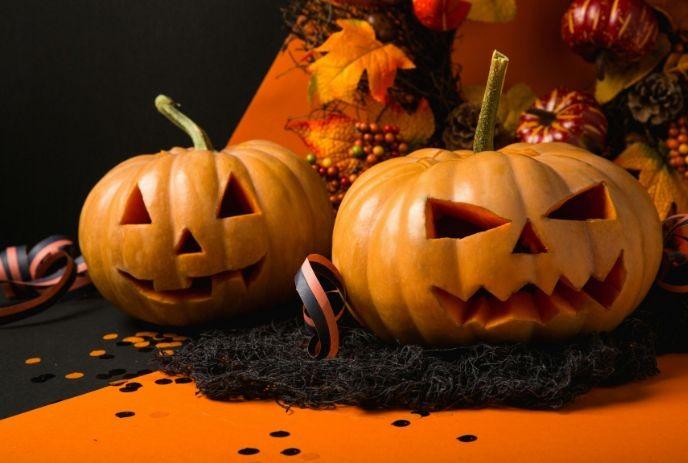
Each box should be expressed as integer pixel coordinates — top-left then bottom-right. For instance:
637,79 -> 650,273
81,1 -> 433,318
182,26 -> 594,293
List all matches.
159,288 -> 688,410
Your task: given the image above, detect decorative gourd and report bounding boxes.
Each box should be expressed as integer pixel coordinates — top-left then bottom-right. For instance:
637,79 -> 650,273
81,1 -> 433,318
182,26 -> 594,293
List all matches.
561,0 -> 659,64
516,88 -> 608,153
80,96 -> 333,326
333,52 -> 662,345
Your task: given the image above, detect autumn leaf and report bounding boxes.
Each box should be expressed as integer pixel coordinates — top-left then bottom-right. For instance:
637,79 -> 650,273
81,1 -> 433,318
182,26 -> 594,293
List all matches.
595,34 -> 670,104
285,113 -> 359,163
462,82 -> 536,132
466,0 -> 516,23
664,51 -> 688,77
497,83 -> 537,132
308,20 -> 415,105
615,143 -> 688,219
646,0 -> 688,30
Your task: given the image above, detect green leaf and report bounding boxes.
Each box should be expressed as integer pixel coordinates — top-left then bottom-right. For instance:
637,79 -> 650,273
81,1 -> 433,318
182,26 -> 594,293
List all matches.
467,0 -> 516,23
595,34 -> 670,104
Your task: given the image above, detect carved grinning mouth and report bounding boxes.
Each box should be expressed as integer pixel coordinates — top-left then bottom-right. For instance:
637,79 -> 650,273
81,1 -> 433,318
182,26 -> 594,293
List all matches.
431,253 -> 626,328
118,256 -> 265,302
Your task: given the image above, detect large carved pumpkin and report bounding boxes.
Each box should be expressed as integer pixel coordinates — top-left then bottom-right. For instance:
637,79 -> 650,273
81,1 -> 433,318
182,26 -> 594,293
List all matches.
80,96 -> 333,325
333,52 -> 662,345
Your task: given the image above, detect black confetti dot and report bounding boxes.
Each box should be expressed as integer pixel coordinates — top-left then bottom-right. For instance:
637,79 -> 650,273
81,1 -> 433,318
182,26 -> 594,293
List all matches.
122,373 -> 138,379
137,369 -> 153,375
119,382 -> 142,393
174,377 -> 192,384
391,419 -> 410,427
115,411 -> 135,418
155,378 -> 173,385
116,341 -> 132,346
108,368 -> 126,376
138,347 -> 154,353
30,373 -> 55,383
411,410 -> 430,417
281,448 -> 301,456
98,354 -> 114,360
270,430 -> 290,438
96,373 -> 111,380
457,434 -> 477,443
238,448 -> 259,455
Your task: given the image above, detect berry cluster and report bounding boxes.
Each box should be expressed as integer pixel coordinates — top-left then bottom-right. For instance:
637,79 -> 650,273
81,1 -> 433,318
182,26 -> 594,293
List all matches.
309,122 -> 409,208
666,117 -> 688,177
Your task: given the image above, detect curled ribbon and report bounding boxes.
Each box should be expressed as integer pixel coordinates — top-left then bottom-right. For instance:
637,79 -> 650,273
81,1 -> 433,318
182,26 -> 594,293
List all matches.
657,214 -> 688,293
294,254 -> 348,359
0,236 -> 90,324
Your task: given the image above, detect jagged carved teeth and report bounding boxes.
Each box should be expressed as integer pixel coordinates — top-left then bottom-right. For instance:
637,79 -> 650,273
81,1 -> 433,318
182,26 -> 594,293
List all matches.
431,252 -> 626,328
117,255 -> 265,301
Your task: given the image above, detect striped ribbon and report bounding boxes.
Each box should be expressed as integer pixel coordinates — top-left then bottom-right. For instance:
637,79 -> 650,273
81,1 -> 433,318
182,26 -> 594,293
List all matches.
0,236 -> 90,324
295,254 -> 348,359
658,214 -> 688,293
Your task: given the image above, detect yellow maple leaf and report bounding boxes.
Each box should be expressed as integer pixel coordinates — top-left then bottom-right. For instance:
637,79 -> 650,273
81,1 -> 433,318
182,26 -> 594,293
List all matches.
615,143 -> 688,219
467,0 -> 516,23
308,20 -> 415,105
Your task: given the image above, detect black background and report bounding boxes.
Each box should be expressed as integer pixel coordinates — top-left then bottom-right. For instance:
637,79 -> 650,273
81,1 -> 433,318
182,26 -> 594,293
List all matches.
0,0 -> 286,248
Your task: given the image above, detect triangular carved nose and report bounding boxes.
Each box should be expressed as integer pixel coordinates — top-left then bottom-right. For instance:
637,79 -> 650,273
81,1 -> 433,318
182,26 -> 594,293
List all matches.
512,220 -> 547,254
175,228 -> 203,255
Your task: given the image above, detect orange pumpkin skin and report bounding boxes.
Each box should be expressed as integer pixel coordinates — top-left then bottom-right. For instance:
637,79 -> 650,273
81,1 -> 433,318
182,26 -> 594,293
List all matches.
80,140 -> 333,326
333,142 -> 662,345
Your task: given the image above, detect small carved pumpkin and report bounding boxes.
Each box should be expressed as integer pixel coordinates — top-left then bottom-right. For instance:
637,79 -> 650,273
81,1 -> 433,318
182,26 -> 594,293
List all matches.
80,96 -> 333,325
333,52 -> 662,345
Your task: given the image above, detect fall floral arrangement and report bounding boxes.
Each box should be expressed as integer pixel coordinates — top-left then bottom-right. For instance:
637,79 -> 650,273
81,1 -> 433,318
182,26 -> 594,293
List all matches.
282,0 -> 688,221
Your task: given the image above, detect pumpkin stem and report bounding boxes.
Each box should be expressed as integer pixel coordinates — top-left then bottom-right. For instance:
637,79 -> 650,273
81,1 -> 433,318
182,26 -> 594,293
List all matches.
473,50 -> 509,153
155,95 -> 214,151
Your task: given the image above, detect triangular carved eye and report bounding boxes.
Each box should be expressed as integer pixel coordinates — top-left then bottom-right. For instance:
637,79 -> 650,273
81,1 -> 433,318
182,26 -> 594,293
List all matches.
546,183 -> 615,221
120,185 -> 152,225
217,175 -> 255,218
426,199 -> 510,239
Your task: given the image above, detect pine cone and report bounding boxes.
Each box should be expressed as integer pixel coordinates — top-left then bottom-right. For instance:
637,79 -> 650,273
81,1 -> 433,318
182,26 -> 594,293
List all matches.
443,102 -> 510,150
443,103 -> 479,150
628,73 -> 684,125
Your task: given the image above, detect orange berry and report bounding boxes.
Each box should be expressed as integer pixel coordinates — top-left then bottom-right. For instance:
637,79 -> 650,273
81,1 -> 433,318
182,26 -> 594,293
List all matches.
679,143 -> 688,154
667,139 -> 680,150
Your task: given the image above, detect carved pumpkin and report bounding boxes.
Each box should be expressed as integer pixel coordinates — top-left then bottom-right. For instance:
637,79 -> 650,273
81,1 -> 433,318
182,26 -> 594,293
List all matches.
333,52 -> 662,344
80,96 -> 333,326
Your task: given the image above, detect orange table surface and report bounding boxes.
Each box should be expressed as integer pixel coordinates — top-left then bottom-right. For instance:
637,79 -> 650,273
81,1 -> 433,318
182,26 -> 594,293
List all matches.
1,355 -> 687,463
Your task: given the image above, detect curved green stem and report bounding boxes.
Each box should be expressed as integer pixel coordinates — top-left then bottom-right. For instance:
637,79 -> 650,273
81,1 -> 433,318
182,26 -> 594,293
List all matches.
155,95 -> 214,150
473,50 -> 509,153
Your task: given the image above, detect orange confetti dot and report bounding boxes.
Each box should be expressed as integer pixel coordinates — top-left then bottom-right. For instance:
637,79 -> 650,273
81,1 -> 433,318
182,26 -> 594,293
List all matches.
162,332 -> 178,338
122,336 -> 145,343
89,349 -> 107,357
172,336 -> 189,342
25,357 -> 41,365
102,333 -> 118,340
65,372 -> 84,380
135,331 -> 158,338
161,349 -> 175,356
134,341 -> 150,348
156,342 -> 182,349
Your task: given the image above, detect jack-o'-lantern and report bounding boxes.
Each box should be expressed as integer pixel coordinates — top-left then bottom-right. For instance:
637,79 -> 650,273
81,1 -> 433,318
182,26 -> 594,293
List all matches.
80,96 -> 333,326
333,52 -> 662,345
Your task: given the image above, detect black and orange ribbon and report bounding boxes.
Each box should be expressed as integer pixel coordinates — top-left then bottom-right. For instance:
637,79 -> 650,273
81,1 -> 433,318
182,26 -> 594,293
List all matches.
294,254 -> 348,359
0,236 -> 90,324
